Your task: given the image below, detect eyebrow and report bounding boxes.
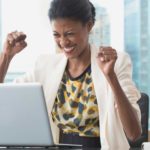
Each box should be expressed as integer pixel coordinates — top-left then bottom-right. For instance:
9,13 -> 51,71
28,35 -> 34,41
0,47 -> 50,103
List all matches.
53,31 -> 58,33
53,29 -> 75,33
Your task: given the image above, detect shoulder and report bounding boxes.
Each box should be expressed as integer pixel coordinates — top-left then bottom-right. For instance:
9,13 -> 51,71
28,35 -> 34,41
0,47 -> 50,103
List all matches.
117,51 -> 131,62
115,51 -> 132,71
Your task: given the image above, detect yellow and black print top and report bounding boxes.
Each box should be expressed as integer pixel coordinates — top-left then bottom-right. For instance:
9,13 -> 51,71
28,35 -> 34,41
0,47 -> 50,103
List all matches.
51,65 -> 100,137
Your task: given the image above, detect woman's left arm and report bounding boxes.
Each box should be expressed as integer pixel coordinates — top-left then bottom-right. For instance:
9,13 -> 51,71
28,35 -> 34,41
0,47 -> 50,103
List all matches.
97,46 -> 142,141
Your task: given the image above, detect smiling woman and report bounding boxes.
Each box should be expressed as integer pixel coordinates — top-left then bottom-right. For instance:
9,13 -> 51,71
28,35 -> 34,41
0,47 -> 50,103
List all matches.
0,0 -> 142,149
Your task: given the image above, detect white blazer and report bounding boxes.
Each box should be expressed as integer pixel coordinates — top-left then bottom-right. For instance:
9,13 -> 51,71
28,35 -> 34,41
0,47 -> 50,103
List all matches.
14,45 -> 141,149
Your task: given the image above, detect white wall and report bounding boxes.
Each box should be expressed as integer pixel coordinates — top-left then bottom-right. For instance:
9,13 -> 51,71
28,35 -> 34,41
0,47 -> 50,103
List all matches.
2,0 -> 55,72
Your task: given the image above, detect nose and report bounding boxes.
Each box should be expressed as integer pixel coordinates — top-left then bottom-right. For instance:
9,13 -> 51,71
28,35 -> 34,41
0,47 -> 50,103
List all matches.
59,36 -> 70,48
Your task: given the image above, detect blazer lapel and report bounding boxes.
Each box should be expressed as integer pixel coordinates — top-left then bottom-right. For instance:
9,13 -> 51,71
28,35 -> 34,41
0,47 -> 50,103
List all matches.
91,45 -> 109,122
91,45 -> 110,146
44,54 -> 68,113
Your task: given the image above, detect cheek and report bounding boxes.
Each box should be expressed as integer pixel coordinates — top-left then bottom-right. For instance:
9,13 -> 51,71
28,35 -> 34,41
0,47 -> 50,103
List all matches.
77,34 -> 89,46
54,38 -> 61,47
76,32 -> 88,42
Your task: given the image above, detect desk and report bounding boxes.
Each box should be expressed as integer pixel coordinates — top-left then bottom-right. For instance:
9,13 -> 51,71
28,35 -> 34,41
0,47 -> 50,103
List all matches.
0,147 -> 142,150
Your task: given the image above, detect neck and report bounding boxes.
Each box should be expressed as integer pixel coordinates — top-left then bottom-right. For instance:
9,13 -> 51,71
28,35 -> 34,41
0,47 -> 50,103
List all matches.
67,44 -> 91,70
66,44 -> 91,78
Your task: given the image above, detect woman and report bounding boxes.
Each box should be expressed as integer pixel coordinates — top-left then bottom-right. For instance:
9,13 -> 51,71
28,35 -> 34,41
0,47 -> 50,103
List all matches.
0,0 -> 141,149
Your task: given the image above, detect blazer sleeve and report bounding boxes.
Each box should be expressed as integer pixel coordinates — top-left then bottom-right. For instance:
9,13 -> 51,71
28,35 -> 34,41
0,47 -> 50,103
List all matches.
114,51 -> 141,125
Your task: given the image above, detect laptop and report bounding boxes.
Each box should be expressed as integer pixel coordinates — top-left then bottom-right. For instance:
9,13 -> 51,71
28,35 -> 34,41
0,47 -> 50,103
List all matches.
0,83 -> 82,149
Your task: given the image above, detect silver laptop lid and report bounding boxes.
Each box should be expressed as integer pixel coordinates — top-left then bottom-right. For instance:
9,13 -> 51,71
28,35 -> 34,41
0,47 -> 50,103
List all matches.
0,83 -> 54,146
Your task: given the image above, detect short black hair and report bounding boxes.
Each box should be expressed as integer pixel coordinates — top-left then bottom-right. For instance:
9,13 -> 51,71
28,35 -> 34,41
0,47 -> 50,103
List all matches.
48,0 -> 96,25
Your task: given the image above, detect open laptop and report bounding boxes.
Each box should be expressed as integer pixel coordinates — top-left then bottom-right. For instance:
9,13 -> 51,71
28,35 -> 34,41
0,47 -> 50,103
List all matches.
0,83 -> 82,149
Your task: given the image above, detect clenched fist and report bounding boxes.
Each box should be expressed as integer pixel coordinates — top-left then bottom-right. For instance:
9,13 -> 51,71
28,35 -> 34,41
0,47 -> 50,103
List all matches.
96,46 -> 118,76
3,31 -> 27,57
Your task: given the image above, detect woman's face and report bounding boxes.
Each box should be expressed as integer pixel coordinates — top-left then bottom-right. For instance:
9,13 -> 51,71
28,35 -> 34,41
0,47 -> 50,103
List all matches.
51,18 -> 92,59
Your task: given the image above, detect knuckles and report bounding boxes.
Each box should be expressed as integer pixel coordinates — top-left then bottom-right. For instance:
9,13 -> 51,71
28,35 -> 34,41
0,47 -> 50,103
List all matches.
7,31 -> 27,45
97,46 -> 118,62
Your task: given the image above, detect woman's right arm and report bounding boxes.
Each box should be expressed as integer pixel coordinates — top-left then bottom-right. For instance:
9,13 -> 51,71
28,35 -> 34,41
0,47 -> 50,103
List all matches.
0,31 -> 27,83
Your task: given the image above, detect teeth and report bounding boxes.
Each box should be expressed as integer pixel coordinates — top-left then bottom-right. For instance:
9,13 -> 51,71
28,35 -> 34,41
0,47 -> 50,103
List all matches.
64,47 -> 74,52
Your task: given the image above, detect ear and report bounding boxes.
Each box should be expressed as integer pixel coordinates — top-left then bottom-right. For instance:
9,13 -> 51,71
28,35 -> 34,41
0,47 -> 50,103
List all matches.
86,20 -> 94,32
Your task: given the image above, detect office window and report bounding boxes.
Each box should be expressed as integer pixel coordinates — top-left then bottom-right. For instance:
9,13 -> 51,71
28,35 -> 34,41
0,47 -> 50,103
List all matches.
90,0 -> 124,51
124,0 -> 150,128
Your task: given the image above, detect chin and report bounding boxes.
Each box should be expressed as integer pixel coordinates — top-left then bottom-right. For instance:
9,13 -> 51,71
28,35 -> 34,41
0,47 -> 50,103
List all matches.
65,55 -> 75,59
64,54 -> 78,60
63,51 -> 75,58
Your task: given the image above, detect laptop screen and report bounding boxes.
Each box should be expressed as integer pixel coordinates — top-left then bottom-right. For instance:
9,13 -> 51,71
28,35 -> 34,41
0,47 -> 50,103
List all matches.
0,83 -> 54,146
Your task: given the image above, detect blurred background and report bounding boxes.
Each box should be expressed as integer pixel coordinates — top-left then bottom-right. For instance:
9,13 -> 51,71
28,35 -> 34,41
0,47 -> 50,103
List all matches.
0,0 -> 150,128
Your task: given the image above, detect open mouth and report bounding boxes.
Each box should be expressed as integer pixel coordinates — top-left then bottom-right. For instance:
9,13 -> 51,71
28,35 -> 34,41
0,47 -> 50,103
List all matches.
64,46 -> 75,53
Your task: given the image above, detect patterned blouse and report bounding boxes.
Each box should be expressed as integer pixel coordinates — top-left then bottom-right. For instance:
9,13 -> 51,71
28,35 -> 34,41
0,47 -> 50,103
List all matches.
51,65 -> 100,137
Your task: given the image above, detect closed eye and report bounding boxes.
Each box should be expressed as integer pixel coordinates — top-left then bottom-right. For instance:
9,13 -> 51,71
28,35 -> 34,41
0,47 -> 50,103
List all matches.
53,33 -> 60,38
66,32 -> 74,36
